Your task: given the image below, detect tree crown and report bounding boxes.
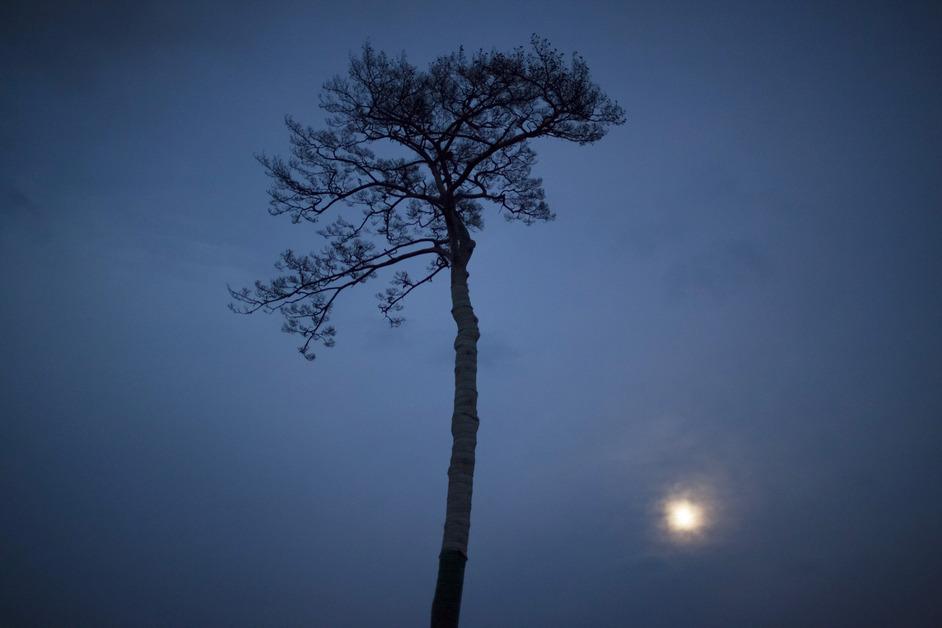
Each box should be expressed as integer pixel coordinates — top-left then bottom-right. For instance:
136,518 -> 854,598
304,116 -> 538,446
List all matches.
231,36 -> 625,359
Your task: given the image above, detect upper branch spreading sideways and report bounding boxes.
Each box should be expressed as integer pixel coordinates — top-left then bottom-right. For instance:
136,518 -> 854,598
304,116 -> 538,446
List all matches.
230,36 -> 625,359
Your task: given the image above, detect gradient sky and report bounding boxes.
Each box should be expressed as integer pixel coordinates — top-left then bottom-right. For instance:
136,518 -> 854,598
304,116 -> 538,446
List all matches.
2,1 -> 941,626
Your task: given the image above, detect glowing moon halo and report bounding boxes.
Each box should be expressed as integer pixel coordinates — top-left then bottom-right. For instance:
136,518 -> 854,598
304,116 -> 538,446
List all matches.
666,499 -> 703,533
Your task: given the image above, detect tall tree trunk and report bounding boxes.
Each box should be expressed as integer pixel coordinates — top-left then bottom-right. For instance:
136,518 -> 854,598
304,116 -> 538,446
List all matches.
431,262 -> 480,628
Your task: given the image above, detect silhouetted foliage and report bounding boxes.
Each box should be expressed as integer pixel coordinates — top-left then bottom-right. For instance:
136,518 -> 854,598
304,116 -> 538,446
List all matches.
230,36 -> 624,359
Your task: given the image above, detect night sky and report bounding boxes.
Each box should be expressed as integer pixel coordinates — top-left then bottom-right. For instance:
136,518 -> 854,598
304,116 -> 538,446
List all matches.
2,1 -> 941,626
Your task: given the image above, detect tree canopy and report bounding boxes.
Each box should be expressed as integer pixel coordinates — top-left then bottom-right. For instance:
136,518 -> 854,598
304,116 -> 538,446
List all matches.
230,36 -> 624,359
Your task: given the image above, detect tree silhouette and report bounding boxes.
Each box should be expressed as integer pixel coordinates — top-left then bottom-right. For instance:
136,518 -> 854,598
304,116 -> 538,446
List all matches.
230,36 -> 624,628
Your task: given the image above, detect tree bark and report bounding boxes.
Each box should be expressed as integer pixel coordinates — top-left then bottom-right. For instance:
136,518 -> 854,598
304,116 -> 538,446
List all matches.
431,262 -> 480,628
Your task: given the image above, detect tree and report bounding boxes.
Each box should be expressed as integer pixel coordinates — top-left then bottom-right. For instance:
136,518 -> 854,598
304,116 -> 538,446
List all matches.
230,36 -> 624,627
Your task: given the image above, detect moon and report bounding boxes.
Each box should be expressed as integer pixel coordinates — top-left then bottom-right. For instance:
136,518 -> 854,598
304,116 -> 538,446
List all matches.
666,499 -> 704,533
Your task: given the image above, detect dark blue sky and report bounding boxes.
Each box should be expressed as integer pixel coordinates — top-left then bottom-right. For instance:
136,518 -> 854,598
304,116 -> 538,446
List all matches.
2,1 -> 940,626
